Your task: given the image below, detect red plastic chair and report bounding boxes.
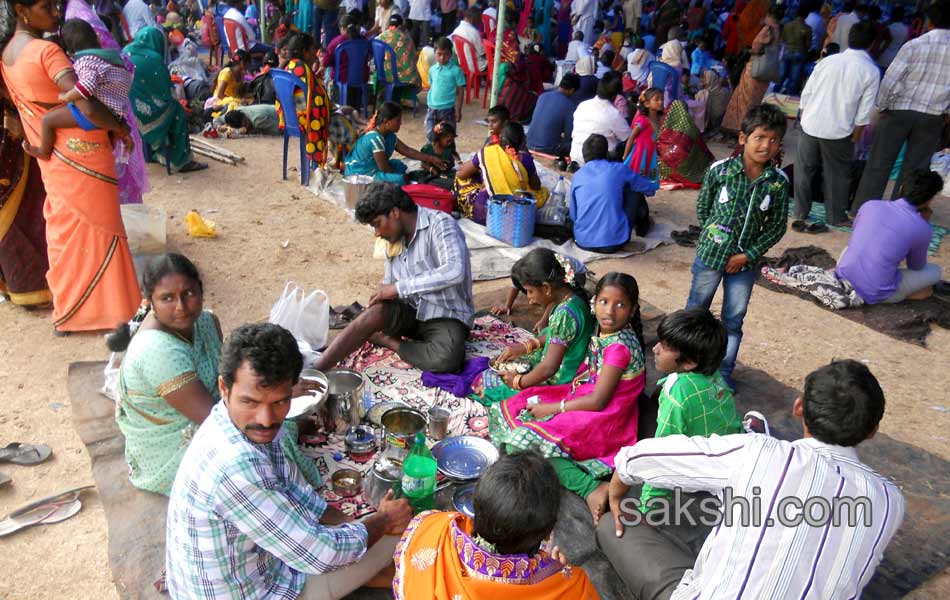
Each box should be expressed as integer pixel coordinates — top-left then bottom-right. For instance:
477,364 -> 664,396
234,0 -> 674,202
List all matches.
482,14 -> 497,38
482,38 -> 495,108
452,35 -> 488,105
223,18 -> 241,59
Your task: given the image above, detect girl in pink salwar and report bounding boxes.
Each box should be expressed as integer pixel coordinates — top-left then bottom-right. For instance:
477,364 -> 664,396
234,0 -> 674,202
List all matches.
489,272 -> 645,520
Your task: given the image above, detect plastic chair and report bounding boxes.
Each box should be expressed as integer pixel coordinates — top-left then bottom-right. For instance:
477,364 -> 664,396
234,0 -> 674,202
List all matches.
370,39 -> 418,117
482,14 -> 497,38
451,35 -> 488,105
482,38 -> 495,108
271,69 -> 311,186
223,18 -> 241,59
215,16 -> 230,65
649,61 -> 680,101
334,39 -> 372,117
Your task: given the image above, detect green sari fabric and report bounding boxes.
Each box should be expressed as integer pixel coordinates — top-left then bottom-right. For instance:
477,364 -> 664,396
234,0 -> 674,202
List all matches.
475,293 -> 595,405
123,26 -> 192,170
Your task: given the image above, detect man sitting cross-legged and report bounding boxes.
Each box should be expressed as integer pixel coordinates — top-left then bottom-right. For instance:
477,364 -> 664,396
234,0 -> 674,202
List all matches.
166,323 -> 414,600
314,182 -> 474,374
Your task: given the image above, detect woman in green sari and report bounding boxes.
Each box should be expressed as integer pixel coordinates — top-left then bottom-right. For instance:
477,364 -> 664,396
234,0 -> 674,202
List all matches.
472,249 -> 595,406
374,14 -> 420,105
112,253 -> 320,495
123,27 -> 206,173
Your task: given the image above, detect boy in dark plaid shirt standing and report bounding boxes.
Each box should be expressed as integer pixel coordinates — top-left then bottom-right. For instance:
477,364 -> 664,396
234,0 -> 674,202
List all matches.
686,105 -> 790,389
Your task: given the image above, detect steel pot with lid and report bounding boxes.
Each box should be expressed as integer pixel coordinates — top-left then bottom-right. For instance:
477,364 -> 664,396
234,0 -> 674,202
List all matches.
344,424 -> 376,462
379,406 -> 427,464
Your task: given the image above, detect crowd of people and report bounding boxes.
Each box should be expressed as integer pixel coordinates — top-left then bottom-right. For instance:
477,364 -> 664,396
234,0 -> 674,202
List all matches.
0,0 -> 948,598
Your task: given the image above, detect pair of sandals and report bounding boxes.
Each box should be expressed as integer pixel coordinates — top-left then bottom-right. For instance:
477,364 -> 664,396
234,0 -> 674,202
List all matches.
671,225 -> 702,247
0,442 -> 53,488
791,220 -> 830,234
329,302 -> 366,330
0,486 -> 93,537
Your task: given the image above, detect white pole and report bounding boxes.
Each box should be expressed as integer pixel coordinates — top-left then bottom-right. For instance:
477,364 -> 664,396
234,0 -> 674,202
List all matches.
489,1 -> 508,108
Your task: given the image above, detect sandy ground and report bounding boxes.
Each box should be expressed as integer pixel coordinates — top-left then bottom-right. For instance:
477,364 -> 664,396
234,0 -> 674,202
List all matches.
1,98 -> 949,598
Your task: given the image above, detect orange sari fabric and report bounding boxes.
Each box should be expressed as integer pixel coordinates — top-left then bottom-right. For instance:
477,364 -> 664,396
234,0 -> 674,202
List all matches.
393,511 -> 600,600
1,40 -> 139,331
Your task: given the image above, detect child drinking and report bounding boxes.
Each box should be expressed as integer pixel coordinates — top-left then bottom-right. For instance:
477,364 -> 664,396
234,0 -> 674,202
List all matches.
622,87 -> 663,187
635,307 -> 742,513
491,251 -> 588,332
686,104 -> 789,389
489,272 -> 645,520
24,19 -> 132,161
473,249 -> 595,406
425,37 -> 465,143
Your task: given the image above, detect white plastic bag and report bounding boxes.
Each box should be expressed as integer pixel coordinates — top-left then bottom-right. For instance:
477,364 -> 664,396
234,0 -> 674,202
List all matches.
101,352 -> 122,402
121,204 -> 167,255
268,281 -> 330,350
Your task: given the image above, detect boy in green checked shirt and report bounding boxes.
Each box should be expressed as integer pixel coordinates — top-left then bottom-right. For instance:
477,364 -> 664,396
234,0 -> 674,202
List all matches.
639,307 -> 742,513
686,104 -> 790,389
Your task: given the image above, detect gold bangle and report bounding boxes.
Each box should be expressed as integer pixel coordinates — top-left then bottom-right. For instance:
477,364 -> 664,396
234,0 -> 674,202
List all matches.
513,374 -> 523,390
522,341 -> 533,354
559,399 -> 566,413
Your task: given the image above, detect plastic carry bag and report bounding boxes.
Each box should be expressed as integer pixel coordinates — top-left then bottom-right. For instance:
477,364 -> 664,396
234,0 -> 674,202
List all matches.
268,281 -> 330,351
121,204 -> 167,254
101,352 -> 122,402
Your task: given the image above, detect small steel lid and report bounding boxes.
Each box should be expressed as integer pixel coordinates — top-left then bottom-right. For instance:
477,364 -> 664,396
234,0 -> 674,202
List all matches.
344,425 -> 376,454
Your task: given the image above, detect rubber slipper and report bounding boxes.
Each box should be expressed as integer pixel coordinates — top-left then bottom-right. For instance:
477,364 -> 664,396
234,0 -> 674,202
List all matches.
805,222 -> 829,234
341,302 -> 365,321
0,472 -> 9,488
179,161 -> 209,173
0,485 -> 92,537
791,220 -> 807,233
0,443 -> 53,466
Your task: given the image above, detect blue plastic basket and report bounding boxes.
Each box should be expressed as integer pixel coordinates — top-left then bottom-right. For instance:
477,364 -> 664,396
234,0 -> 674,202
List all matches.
487,194 -> 536,248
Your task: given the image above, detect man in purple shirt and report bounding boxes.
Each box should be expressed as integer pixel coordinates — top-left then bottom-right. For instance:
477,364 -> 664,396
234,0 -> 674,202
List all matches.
836,169 -> 943,304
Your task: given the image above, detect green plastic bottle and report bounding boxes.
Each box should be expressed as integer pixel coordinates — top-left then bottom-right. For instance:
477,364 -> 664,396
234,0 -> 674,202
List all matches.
401,432 -> 437,512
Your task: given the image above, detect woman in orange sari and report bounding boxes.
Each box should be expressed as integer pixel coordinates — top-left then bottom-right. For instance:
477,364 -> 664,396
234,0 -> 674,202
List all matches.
2,0 -> 139,333
393,452 -> 600,599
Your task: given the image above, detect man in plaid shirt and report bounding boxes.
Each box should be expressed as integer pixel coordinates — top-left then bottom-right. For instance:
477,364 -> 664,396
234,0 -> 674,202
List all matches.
166,323 -> 413,600
685,105 -> 789,389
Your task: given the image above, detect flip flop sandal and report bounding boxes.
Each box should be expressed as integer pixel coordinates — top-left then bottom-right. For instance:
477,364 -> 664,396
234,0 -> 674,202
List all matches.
671,230 -> 696,247
340,302 -> 365,321
328,306 -> 349,330
791,220 -> 808,233
0,472 -> 9,488
805,222 -> 829,234
0,443 -> 52,466
0,485 -> 92,537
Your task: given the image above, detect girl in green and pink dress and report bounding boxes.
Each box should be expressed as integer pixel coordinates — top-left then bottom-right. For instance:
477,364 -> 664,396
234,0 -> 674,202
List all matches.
490,272 -> 645,519
472,249 -> 595,406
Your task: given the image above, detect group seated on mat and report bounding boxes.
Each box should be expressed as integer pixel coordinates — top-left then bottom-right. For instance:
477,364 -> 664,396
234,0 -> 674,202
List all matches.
110,185 -> 904,599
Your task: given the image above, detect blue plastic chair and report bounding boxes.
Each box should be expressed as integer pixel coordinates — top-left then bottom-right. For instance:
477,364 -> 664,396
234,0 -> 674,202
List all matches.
334,39 -> 372,117
370,39 -> 417,117
271,69 -> 311,186
649,61 -> 680,101
215,16 -> 229,65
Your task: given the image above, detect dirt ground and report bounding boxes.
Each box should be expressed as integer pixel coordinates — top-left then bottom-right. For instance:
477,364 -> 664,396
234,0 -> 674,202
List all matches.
1,98 -> 949,598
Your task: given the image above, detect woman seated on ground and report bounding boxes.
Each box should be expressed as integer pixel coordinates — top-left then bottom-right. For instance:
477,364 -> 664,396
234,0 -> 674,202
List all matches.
205,49 -> 251,117
490,273 -> 645,520
393,451 -> 599,599
123,26 -> 206,172
343,101 -> 445,183
111,253 -> 320,495
454,122 -> 548,223
472,249 -> 595,406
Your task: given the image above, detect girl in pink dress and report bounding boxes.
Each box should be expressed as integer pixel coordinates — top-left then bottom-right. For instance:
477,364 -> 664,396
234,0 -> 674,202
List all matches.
622,87 -> 664,189
489,272 -> 645,519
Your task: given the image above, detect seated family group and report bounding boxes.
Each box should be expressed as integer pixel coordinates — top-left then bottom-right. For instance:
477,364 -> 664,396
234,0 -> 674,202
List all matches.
113,177 -> 906,599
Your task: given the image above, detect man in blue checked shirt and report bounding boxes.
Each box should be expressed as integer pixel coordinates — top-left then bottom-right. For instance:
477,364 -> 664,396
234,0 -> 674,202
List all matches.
314,182 -> 474,374
166,323 -> 413,600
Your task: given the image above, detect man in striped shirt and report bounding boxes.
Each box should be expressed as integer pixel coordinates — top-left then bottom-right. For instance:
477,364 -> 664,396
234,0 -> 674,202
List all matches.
598,359 -> 905,599
314,182 -> 474,374
166,324 -> 413,599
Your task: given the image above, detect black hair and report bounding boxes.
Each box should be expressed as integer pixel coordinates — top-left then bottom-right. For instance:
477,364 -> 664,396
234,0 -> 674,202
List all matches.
346,23 -> 361,38
510,248 -> 588,299
855,3 -> 869,14
487,104 -> 510,122
231,49 -> 251,67
472,451 -> 560,556
573,30 -> 584,41
105,253 -> 203,352
434,36 -> 454,52
802,360 -> 885,447
847,22 -> 875,50
796,4 -> 810,19
286,32 -> 314,59
594,272 -> 644,349
601,48 -> 615,67
768,4 -> 785,20
843,0 -> 856,12
219,323 -> 303,390
927,0 -> 950,28
61,19 -> 100,53
656,308 -> 726,376
355,181 -> 417,224
559,72 -> 581,91
375,100 -> 402,124
224,109 -> 252,130
499,121 -> 526,151
596,72 -> 621,100
263,50 -> 278,68
388,13 -> 403,27
891,5 -> 905,21
634,37 -> 645,49
740,103 -> 787,139
638,86 -> 663,116
867,4 -> 881,21
823,42 -> 840,56
582,133 -> 609,162
465,6 -> 480,21
900,169 -> 944,206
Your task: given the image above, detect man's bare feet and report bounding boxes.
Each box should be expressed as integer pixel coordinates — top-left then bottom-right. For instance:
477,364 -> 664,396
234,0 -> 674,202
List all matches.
586,482 -> 610,524
368,331 -> 400,352
22,140 -> 51,160
908,286 -> 934,301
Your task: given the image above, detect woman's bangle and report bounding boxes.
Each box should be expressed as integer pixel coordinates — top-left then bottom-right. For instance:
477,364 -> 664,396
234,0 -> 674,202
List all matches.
559,399 -> 566,413
513,374 -> 523,390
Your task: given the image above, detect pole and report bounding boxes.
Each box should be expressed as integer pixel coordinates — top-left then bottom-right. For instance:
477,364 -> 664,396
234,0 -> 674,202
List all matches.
260,0 -> 268,42
489,1 -> 508,108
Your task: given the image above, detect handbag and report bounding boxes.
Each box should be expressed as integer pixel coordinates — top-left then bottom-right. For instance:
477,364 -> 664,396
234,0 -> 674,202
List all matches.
749,43 -> 780,83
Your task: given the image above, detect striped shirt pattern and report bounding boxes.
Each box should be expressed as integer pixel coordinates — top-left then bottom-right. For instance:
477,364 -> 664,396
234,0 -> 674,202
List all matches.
695,157 -> 790,271
384,207 -> 475,327
166,402 -> 368,599
73,55 -> 132,120
876,29 -> 950,116
616,433 -> 905,599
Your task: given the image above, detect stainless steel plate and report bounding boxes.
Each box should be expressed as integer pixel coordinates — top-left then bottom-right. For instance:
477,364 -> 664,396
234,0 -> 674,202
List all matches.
453,483 -> 476,518
366,401 -> 409,427
430,436 -> 500,481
